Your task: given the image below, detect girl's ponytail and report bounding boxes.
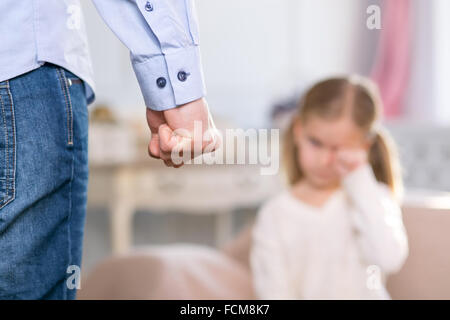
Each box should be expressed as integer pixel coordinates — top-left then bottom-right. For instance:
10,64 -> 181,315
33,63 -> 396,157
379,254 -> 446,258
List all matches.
368,127 -> 403,200
282,117 -> 302,186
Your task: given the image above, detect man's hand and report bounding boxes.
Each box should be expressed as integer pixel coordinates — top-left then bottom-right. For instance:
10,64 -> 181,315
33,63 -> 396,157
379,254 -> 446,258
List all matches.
146,98 -> 220,168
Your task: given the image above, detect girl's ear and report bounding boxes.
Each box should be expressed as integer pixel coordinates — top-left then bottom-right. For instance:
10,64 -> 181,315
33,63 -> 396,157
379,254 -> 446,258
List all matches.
363,133 -> 376,151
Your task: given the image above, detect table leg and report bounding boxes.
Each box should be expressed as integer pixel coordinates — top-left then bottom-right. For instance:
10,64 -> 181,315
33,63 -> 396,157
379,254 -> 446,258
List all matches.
215,210 -> 234,247
109,167 -> 135,254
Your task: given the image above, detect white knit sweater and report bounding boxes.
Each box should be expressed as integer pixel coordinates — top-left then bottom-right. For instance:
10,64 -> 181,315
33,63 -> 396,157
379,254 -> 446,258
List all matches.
250,164 -> 409,300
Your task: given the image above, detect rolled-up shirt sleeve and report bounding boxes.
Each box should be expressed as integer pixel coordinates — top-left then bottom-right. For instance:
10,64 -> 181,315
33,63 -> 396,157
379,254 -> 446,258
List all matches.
91,0 -> 207,111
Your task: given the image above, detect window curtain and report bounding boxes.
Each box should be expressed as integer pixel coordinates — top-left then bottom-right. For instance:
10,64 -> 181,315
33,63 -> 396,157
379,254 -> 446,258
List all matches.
370,0 -> 411,119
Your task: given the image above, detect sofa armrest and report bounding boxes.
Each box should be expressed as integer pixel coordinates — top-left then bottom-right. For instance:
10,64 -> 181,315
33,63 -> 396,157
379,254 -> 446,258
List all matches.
78,244 -> 255,300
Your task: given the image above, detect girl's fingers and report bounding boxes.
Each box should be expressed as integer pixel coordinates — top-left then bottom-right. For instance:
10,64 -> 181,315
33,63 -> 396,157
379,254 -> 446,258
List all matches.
336,149 -> 368,174
335,162 -> 348,177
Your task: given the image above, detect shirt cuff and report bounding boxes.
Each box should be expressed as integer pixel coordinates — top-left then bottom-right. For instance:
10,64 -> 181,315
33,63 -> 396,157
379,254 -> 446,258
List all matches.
132,45 -> 207,111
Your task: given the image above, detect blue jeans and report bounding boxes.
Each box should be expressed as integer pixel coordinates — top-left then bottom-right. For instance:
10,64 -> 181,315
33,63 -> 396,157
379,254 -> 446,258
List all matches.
0,63 -> 89,299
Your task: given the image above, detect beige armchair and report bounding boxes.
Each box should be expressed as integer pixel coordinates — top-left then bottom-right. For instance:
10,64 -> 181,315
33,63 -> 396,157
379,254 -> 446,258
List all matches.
78,204 -> 450,300
77,222 -> 256,300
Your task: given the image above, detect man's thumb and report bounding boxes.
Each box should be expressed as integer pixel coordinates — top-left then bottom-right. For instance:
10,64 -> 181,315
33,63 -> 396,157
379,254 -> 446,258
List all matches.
158,124 -> 178,153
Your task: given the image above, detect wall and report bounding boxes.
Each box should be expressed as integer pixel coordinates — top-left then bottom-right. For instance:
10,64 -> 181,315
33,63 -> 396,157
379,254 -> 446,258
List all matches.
81,0 -> 379,128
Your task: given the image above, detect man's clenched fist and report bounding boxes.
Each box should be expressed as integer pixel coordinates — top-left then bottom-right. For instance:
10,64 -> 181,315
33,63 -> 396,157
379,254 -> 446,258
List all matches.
146,98 -> 220,168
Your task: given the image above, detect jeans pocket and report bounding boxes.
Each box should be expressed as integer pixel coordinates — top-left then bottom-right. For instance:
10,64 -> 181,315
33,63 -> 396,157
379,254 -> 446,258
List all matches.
56,67 -> 75,146
63,69 -> 84,88
0,81 -> 16,209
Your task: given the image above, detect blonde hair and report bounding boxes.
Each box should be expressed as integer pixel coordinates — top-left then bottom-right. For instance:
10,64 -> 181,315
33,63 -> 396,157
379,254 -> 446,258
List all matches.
282,76 -> 403,199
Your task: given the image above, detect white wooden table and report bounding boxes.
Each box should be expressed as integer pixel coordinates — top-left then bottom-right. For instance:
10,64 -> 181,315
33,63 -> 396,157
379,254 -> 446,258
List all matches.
87,159 -> 283,254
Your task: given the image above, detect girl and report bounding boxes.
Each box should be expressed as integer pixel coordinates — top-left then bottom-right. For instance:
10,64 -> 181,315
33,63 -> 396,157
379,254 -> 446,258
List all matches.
250,76 -> 409,300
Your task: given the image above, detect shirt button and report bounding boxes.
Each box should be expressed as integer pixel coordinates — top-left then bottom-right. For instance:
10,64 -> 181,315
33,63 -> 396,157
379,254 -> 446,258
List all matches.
177,71 -> 189,82
145,2 -> 153,11
156,77 -> 166,88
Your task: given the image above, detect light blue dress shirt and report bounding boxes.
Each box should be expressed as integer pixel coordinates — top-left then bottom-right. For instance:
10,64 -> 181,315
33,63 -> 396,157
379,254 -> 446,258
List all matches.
0,0 -> 206,111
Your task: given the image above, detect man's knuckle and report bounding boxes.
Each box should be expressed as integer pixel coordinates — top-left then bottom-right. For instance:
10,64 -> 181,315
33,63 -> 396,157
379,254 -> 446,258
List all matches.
160,143 -> 172,153
148,147 -> 159,159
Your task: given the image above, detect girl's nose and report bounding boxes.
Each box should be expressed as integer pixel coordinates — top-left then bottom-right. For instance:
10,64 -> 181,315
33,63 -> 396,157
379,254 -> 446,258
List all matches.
324,148 -> 337,166
318,148 -> 333,167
